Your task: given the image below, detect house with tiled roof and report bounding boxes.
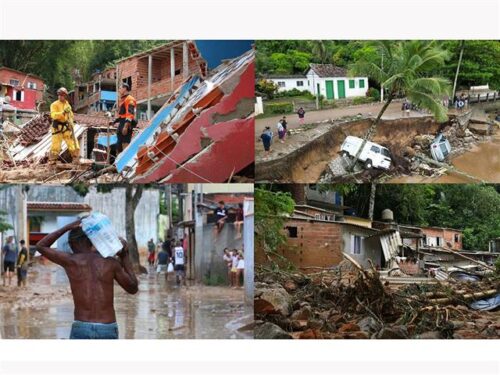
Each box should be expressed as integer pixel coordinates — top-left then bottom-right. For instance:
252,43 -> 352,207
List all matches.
0,67 -> 45,112
264,63 -> 369,100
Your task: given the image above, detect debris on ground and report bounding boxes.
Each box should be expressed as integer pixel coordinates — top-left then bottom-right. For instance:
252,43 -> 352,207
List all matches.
254,262 -> 500,339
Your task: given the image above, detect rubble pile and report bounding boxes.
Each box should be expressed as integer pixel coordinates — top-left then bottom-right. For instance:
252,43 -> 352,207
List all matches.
254,264 -> 500,339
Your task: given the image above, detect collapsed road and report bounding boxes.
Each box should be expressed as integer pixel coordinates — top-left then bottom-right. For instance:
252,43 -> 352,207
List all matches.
255,105 -> 499,183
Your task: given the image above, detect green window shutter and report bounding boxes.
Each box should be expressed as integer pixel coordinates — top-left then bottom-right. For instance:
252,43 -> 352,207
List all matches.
359,79 -> 365,88
349,79 -> 355,89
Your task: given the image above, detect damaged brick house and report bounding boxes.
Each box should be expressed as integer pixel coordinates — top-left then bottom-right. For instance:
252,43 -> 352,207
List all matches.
371,210 -> 463,251
70,67 -> 117,114
115,41 -> 207,119
260,213 -> 401,272
68,41 -> 207,120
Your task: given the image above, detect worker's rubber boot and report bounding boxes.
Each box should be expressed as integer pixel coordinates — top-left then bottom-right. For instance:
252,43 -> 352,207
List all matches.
48,154 -> 58,166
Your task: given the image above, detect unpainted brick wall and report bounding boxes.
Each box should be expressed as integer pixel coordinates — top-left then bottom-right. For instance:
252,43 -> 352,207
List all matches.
279,219 -> 343,271
117,54 -> 202,102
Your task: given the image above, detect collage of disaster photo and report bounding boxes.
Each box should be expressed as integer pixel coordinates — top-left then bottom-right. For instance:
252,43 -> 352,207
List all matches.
0,38 -> 499,343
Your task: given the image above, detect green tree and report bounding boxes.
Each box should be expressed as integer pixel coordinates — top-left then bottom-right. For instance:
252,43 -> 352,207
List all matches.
255,79 -> 278,99
348,41 -> 451,170
255,187 -> 295,262
0,210 -> 13,233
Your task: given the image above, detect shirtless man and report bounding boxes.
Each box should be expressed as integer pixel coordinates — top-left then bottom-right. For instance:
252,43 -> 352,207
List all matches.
36,219 -> 138,339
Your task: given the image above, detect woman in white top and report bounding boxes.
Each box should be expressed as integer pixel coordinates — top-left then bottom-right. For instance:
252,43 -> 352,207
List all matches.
236,252 -> 244,288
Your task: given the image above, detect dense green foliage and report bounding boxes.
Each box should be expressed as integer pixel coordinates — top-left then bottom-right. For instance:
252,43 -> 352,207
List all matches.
256,40 -> 500,90
255,188 -> 295,257
0,209 -> 13,233
0,40 -> 166,92
264,102 -> 294,114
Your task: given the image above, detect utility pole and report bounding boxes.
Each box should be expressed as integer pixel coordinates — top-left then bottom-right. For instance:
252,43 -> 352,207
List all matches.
147,54 -> 152,120
452,40 -> 465,104
380,52 -> 384,103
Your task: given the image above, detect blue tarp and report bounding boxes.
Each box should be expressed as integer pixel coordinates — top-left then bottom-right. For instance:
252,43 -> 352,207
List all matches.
114,76 -> 199,173
100,90 -> 116,101
97,135 -> 118,147
470,294 -> 500,311
194,40 -> 253,69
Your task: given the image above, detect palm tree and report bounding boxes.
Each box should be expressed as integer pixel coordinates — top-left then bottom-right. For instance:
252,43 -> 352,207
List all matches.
311,40 -> 329,64
452,40 -> 465,102
347,41 -> 451,171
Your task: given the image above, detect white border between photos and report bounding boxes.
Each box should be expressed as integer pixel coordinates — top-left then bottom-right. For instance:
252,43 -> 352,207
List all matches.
0,0 -> 499,39
0,340 -> 499,374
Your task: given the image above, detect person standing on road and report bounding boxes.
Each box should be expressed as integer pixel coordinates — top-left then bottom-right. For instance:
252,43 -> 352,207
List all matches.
236,251 -> 245,289
280,116 -> 288,140
16,240 -> 28,288
173,241 -> 186,286
155,246 -> 170,281
162,236 -> 173,259
401,99 -> 411,117
36,219 -> 138,339
297,107 -> 306,124
277,121 -> 285,143
260,126 -> 273,159
2,236 -> 17,287
147,238 -> 156,266
230,249 -> 239,289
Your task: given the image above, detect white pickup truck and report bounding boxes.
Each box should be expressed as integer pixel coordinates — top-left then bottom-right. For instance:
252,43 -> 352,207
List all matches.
340,136 -> 392,170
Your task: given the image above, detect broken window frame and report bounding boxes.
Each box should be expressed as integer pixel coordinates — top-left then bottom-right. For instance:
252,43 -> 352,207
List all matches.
286,226 -> 298,238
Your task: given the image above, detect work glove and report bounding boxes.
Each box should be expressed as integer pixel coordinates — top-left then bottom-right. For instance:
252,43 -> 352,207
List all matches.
64,107 -> 72,114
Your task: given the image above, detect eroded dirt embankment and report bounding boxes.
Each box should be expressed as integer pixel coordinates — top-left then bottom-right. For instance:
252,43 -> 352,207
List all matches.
256,116 -> 441,182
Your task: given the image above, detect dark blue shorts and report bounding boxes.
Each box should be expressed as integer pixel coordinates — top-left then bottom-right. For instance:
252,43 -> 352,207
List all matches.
70,320 -> 119,340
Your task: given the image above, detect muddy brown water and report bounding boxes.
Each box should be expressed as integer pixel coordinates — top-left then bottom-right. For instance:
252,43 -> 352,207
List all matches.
389,134 -> 500,183
0,263 -> 252,339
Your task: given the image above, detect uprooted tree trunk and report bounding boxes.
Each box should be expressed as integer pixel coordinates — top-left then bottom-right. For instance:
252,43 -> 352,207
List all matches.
368,182 -> 376,221
348,95 -> 393,172
125,184 -> 147,274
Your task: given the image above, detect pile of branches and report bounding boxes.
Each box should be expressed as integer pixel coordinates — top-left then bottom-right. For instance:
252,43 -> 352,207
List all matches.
255,263 -> 499,339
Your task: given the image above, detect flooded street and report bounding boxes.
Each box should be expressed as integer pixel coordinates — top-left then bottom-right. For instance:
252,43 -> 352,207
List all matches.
389,135 -> 500,183
0,262 -> 252,339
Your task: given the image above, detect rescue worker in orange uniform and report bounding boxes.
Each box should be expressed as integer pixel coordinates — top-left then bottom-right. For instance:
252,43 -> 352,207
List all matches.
112,83 -> 137,154
49,87 -> 80,164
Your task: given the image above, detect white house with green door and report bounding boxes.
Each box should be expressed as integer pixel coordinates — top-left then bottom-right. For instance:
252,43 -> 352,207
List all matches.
306,64 -> 368,100
264,64 -> 368,100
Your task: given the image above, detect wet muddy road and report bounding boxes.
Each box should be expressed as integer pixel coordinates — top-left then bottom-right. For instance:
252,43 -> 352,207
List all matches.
0,262 -> 252,339
389,135 -> 500,183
